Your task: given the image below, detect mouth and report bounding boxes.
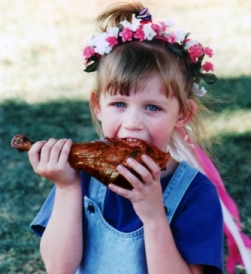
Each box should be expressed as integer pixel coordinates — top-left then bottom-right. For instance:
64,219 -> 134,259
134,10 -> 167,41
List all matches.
124,138 -> 140,142
120,137 -> 151,148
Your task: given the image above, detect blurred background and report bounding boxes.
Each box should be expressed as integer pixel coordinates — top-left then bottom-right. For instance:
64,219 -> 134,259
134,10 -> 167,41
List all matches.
1,0 -> 251,102
0,0 -> 251,273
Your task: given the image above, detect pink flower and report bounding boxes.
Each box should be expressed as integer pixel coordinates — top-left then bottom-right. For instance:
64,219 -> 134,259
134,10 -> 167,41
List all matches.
188,44 -> 204,62
204,47 -> 213,57
151,23 -> 161,35
159,21 -> 168,32
202,62 -> 214,72
167,33 -> 176,44
83,46 -> 95,58
119,28 -> 134,42
134,27 -> 145,41
106,36 -> 118,46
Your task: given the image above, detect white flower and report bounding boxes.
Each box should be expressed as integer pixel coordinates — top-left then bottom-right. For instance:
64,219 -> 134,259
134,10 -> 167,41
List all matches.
93,33 -> 112,55
120,20 -> 131,29
174,30 -> 187,43
143,23 -> 157,40
164,19 -> 175,28
184,39 -> 198,50
107,27 -> 119,37
191,83 -> 207,97
87,36 -> 97,47
120,19 -> 141,32
131,18 -> 141,31
199,86 -> 207,96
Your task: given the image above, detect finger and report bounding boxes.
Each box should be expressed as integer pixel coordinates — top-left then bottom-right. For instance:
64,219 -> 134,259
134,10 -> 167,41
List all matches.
126,157 -> 155,186
28,141 -> 47,168
57,139 -> 72,166
117,162 -> 145,189
108,183 -> 132,199
39,138 -> 57,164
141,154 -> 161,180
48,139 -> 68,165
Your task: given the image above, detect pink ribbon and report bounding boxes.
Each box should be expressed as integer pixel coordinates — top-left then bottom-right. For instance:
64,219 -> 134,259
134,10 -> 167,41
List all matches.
195,144 -> 251,273
177,127 -> 251,273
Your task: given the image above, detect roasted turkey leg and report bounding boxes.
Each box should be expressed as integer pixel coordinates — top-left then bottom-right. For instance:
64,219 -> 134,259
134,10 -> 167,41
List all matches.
11,134 -> 170,190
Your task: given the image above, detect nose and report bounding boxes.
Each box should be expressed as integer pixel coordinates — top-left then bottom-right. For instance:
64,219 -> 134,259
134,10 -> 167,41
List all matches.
122,107 -> 144,131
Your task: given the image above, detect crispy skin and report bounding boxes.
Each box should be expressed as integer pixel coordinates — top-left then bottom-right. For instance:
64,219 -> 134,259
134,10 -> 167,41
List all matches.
11,134 -> 170,189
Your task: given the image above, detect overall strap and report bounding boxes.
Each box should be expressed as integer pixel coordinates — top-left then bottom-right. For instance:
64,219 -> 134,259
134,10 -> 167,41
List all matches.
81,171 -> 107,213
87,176 -> 107,213
163,161 -> 198,223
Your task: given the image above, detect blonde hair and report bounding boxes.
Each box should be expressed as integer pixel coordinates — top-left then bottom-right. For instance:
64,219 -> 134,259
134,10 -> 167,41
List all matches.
89,1 -> 211,153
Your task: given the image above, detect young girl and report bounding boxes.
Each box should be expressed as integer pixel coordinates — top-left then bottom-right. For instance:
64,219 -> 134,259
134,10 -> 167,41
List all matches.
29,2 -> 225,273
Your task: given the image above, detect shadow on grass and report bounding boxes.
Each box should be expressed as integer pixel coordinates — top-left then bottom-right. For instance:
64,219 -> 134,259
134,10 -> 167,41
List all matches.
0,76 -> 250,273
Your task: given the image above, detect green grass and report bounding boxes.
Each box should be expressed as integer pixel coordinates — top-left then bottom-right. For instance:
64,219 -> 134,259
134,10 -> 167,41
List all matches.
0,77 -> 251,273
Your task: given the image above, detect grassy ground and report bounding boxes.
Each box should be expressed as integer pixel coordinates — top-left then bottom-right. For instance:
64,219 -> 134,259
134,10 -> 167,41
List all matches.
1,0 -> 251,273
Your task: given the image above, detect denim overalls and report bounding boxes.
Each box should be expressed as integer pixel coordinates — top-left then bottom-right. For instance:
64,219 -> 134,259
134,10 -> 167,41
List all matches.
76,161 -> 198,273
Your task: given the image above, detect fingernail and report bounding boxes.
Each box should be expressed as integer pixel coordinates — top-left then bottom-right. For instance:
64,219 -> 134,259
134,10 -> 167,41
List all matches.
117,164 -> 124,171
141,154 -> 147,160
126,158 -> 133,164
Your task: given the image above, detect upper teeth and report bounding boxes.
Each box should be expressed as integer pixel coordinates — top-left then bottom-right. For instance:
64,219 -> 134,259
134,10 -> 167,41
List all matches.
126,138 -> 138,142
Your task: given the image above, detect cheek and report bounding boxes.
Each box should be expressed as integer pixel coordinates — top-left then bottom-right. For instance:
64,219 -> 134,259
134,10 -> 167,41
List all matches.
150,123 -> 174,151
153,134 -> 172,151
99,116 -> 118,137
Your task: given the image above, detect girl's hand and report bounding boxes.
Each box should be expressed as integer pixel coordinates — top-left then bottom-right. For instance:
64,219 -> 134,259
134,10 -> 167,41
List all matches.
109,154 -> 166,224
28,138 -> 81,189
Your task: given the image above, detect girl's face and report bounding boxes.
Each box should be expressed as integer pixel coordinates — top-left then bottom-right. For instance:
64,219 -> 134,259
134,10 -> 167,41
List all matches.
92,74 -> 190,152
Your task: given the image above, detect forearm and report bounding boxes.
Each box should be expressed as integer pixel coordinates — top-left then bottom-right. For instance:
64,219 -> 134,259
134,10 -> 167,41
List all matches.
40,181 -> 83,274
144,216 -> 202,274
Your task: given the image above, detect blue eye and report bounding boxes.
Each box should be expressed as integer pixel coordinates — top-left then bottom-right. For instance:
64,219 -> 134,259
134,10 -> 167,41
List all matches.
146,105 -> 160,111
114,102 -> 126,108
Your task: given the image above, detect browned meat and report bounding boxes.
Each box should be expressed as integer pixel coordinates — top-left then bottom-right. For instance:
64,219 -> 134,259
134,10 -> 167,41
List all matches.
11,134 -> 170,189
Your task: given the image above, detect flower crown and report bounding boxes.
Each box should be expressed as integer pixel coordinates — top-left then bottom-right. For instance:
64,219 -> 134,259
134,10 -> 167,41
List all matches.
83,8 -> 217,96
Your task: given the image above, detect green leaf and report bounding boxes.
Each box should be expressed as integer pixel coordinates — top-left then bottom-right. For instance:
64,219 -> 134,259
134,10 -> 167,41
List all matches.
84,61 -> 99,73
84,54 -> 100,72
167,43 -> 183,56
184,32 -> 190,39
199,72 -> 217,84
191,62 -> 202,76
